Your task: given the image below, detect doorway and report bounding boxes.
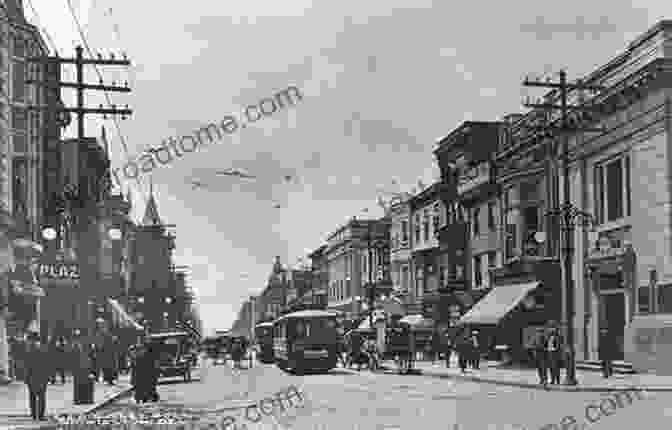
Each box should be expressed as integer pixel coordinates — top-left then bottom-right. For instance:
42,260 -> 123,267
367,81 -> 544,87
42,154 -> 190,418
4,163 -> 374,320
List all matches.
601,292 -> 626,360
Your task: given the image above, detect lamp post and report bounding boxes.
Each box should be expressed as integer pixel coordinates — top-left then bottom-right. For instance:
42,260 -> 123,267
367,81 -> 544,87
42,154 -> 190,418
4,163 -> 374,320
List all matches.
543,203 -> 596,385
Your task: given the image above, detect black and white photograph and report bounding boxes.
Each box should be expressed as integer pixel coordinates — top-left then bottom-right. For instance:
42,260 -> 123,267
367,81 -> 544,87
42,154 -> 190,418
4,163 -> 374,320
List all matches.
1,0 -> 672,429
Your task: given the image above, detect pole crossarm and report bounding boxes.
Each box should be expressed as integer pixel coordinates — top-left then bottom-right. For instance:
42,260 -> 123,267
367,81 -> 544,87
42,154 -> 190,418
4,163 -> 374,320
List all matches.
523,77 -> 606,92
545,203 -> 596,229
27,56 -> 131,66
26,80 -> 131,93
523,102 -> 605,113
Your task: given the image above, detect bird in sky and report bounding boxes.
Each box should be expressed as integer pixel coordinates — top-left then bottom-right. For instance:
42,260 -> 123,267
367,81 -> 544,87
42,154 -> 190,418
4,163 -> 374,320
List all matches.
215,168 -> 257,179
190,179 -> 208,190
273,203 -> 282,209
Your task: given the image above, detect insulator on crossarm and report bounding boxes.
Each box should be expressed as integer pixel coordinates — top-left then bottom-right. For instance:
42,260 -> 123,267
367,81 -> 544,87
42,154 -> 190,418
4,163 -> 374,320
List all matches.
110,53 -> 115,60
99,78 -> 103,85
122,52 -> 128,61
124,81 -> 129,88
112,81 -> 116,87
97,53 -> 102,59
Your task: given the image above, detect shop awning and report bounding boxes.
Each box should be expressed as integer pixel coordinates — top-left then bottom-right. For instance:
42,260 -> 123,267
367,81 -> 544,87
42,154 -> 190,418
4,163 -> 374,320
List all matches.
107,298 -> 144,331
457,281 -> 540,325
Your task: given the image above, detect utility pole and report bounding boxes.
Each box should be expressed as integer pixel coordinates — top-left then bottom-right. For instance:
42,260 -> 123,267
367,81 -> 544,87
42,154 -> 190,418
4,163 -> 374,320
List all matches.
522,69 -> 605,385
368,221 -> 375,328
28,45 -> 132,148
27,46 -> 133,338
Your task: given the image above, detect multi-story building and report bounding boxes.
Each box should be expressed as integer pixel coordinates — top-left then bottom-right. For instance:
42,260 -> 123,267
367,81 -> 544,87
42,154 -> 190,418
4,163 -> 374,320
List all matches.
325,217 -> 391,319
433,123 -> 502,332
408,183 -> 445,318
560,20 -> 672,371
0,1 -> 54,381
259,256 -> 287,320
126,189 -> 176,332
389,195 -> 413,304
307,244 -> 328,309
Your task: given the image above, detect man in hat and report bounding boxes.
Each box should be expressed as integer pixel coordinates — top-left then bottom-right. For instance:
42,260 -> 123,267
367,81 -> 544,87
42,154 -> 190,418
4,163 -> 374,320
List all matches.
23,331 -> 52,420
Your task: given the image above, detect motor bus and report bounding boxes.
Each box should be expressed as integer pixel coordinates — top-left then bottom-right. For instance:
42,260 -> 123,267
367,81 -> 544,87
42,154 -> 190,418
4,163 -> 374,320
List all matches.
273,310 -> 339,375
254,322 -> 275,363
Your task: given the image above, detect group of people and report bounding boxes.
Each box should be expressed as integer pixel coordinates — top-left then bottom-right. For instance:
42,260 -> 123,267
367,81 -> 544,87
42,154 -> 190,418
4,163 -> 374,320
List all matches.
16,330 -> 126,421
341,331 -> 382,371
532,325 -> 564,387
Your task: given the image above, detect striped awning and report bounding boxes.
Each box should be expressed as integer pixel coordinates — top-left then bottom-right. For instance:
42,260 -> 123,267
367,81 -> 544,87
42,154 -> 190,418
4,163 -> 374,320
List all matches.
107,298 -> 144,331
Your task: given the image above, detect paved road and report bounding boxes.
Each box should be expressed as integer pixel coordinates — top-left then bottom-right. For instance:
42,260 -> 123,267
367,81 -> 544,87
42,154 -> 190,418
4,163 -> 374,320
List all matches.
93,359 -> 672,430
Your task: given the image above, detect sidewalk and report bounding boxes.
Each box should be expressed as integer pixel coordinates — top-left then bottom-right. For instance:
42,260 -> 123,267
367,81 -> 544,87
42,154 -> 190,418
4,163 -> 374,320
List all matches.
0,375 -> 132,429
379,357 -> 672,392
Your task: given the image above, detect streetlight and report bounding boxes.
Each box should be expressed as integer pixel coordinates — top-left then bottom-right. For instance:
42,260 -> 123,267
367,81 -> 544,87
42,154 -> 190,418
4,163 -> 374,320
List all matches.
545,202 -> 596,386
41,227 -> 57,241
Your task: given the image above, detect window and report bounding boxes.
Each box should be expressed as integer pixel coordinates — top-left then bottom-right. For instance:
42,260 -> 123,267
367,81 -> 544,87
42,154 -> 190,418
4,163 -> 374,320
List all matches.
658,285 -> 672,314
415,215 -> 421,243
12,158 -> 27,217
433,212 -> 440,236
401,266 -> 409,292
638,286 -> 651,314
12,61 -> 25,102
473,255 -> 483,288
488,201 -> 495,231
415,267 -> 424,298
506,223 -> 517,259
423,216 -> 429,242
472,207 -> 480,237
522,206 -> 539,249
401,220 -> 408,243
596,154 -> 631,223
487,251 -> 497,270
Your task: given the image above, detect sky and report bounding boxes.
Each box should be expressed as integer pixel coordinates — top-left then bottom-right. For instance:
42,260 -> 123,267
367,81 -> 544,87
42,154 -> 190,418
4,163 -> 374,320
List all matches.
25,0 -> 666,335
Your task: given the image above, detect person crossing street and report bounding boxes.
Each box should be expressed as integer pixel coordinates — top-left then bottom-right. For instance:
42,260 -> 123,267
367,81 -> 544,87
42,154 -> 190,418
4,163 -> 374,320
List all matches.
546,326 -> 563,385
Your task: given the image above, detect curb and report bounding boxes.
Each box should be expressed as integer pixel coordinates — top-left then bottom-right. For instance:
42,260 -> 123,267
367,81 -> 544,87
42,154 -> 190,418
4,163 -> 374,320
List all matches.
81,384 -> 134,416
414,369 -> 672,392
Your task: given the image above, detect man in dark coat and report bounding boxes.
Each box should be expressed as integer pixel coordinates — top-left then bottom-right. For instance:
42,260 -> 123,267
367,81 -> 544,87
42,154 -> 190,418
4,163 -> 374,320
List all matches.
546,327 -> 563,385
99,334 -> 118,385
599,328 -> 615,378
533,329 -> 549,387
24,332 -> 52,420
49,337 -> 67,385
457,331 -> 470,373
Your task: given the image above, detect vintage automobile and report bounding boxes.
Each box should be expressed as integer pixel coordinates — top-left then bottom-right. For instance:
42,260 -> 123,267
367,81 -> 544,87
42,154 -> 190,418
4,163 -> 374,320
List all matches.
146,331 -> 194,382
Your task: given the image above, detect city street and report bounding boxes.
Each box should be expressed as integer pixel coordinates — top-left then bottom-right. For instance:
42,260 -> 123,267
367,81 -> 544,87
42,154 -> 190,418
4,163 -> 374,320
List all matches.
87,357 -> 672,430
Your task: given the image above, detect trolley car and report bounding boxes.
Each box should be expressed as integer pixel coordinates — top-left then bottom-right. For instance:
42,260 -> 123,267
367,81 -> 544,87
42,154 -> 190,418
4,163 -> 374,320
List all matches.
273,310 -> 339,375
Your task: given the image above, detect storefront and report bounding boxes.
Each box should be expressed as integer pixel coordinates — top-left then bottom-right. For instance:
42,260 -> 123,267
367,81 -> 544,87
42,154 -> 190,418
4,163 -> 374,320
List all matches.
458,257 -> 561,363
585,238 -> 637,364
37,251 -> 82,341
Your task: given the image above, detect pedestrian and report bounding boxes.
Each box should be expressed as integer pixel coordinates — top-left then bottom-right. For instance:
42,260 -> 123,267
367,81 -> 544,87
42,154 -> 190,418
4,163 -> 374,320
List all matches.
443,331 -> 453,368
431,330 -> 442,364
599,328 -> 615,378
99,334 -> 118,385
469,330 -> 480,370
533,329 -> 548,387
50,337 -> 67,385
71,334 -> 93,405
23,331 -> 52,421
457,331 -> 469,373
131,343 -> 149,404
88,344 -> 99,383
546,326 -> 563,385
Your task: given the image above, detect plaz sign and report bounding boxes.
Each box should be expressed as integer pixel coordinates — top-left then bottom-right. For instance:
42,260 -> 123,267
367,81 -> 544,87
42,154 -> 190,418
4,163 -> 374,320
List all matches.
38,262 -> 80,280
